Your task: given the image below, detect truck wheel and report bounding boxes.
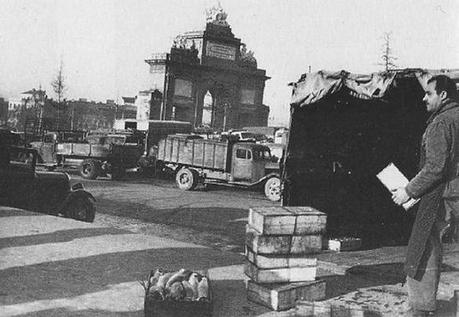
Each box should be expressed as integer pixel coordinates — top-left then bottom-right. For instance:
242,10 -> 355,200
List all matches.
80,159 -> 100,179
264,177 -> 281,202
176,168 -> 198,191
66,197 -> 96,222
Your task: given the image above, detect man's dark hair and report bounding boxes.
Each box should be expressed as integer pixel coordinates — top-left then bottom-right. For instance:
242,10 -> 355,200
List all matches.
427,75 -> 458,99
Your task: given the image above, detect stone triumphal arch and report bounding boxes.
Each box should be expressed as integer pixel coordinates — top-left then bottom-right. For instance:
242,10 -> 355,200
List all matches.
144,5 -> 270,131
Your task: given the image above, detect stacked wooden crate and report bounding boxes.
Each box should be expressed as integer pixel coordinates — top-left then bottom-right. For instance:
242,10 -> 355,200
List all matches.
245,206 -> 328,311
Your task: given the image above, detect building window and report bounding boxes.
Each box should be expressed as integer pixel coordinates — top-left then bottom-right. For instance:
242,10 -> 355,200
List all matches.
240,89 -> 255,104
174,79 -> 193,97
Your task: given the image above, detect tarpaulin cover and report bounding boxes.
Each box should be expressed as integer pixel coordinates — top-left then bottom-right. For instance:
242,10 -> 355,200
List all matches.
290,69 -> 459,107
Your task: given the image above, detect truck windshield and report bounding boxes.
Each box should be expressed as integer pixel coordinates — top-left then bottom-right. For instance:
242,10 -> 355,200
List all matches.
253,149 -> 271,161
240,132 -> 254,139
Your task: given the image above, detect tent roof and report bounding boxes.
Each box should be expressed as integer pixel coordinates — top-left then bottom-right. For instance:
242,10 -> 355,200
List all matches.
290,68 -> 459,108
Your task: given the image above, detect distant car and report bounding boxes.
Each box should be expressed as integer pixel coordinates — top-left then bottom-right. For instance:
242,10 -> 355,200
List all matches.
228,130 -> 257,142
0,134 -> 96,222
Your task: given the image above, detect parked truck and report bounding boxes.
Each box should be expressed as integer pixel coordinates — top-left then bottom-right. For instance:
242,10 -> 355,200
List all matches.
155,134 -> 281,201
30,130 -> 144,180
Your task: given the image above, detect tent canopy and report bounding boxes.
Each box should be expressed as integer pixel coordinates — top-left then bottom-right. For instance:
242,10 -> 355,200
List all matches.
282,68 -> 459,247
290,68 -> 459,108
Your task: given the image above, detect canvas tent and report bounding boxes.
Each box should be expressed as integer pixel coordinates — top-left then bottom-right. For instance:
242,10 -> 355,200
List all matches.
283,69 -> 459,247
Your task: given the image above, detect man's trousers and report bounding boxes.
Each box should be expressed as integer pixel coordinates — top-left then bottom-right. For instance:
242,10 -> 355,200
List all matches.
406,225 -> 442,312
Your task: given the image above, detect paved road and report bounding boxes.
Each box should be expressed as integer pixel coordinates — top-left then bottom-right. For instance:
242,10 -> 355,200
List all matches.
3,174 -> 458,316
74,174 -> 279,252
1,205 -> 457,316
0,207 -> 283,317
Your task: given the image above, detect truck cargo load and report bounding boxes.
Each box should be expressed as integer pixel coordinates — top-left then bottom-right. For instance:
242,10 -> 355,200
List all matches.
157,135 -> 230,172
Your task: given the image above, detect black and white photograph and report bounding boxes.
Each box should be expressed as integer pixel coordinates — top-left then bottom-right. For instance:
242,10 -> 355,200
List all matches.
0,0 -> 458,316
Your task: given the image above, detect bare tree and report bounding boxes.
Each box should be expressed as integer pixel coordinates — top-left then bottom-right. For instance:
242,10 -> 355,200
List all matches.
379,32 -> 397,71
51,60 -> 66,103
51,60 -> 67,130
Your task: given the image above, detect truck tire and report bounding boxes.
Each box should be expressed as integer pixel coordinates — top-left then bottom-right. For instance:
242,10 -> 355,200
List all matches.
264,176 -> 281,202
80,159 -> 100,179
66,197 -> 96,222
176,168 -> 198,191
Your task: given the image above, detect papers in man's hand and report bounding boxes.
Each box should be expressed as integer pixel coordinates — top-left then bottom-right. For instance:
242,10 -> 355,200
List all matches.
376,163 -> 419,210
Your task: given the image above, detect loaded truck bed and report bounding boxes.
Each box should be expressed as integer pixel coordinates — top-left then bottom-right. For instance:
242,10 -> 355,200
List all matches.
157,135 -> 232,172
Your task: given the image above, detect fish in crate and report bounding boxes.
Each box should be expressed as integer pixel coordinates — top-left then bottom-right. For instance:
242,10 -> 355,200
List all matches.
141,268 -> 212,317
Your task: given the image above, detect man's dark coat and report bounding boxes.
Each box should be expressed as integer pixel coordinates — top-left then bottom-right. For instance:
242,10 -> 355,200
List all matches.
405,98 -> 459,279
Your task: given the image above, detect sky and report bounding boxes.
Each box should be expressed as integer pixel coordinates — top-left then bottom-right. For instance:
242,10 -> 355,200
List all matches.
0,0 -> 458,125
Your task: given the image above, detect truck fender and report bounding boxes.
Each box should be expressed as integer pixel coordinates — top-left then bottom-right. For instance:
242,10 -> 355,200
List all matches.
59,189 -> 96,214
251,173 -> 280,187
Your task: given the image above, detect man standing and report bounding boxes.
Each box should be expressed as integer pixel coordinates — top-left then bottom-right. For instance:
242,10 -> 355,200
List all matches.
392,74 -> 459,316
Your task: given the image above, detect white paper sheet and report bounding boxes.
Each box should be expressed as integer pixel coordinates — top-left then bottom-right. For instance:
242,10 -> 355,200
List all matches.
376,163 -> 419,210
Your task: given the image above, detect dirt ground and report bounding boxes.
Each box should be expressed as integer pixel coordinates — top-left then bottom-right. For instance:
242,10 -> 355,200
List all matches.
74,173 -> 279,253
3,173 -> 455,316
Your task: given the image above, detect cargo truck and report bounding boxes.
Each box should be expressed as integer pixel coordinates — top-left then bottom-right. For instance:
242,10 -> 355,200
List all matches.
155,134 -> 281,201
30,130 -> 144,180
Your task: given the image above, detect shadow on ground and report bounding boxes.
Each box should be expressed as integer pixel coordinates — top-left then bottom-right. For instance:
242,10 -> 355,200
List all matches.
0,227 -> 131,248
95,198 -> 249,249
16,308 -> 143,317
0,247 -> 243,306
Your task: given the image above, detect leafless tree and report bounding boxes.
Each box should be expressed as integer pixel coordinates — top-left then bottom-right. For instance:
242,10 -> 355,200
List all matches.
51,60 -> 66,103
379,32 -> 397,71
51,60 -> 67,129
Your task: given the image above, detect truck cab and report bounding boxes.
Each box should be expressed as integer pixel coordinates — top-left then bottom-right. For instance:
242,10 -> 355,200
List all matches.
231,143 -> 272,183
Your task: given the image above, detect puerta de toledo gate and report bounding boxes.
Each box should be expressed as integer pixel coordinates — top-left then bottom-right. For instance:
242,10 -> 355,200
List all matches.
145,6 -> 270,131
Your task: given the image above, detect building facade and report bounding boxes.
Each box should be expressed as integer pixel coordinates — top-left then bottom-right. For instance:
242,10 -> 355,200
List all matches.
145,5 -> 270,131
6,90 -> 136,133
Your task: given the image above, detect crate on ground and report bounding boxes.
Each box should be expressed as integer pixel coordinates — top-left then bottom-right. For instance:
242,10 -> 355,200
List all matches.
144,297 -> 212,317
246,225 -> 322,255
248,206 -> 327,235
245,261 -> 316,283
326,237 -> 362,252
143,269 -> 212,317
246,279 -> 326,311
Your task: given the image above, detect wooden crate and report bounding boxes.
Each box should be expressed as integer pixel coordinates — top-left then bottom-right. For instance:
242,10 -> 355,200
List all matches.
244,260 -> 316,283
246,279 -> 326,311
246,225 -> 322,255
248,206 -> 326,235
245,246 -> 317,269
327,238 -> 362,252
144,297 -> 212,317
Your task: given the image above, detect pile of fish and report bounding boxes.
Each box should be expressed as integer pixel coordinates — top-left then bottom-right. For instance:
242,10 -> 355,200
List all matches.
142,268 -> 210,302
